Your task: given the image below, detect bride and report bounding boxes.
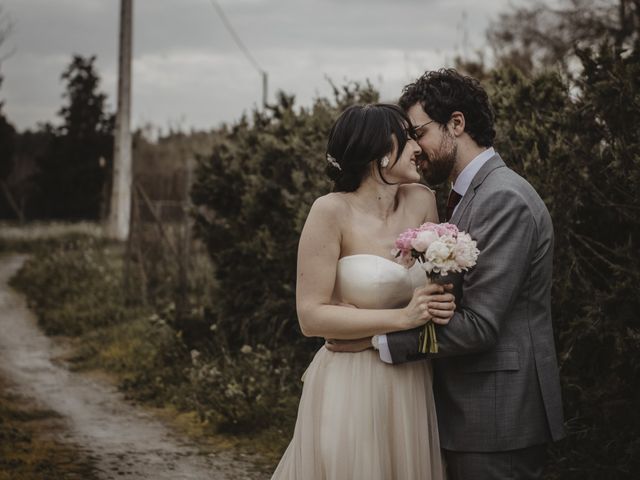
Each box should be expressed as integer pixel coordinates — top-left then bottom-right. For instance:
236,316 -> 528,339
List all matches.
271,104 -> 455,479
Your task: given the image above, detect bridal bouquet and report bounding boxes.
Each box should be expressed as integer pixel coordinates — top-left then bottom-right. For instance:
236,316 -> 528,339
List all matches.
392,222 -> 480,353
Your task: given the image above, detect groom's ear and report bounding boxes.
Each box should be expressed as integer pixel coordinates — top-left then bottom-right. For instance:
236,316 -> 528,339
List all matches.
449,111 -> 465,137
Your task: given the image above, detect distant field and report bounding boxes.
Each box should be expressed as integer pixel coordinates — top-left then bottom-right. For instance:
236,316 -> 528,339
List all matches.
0,221 -> 107,241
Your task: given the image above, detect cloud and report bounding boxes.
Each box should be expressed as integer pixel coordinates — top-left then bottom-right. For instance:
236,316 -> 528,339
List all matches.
1,0 -> 518,130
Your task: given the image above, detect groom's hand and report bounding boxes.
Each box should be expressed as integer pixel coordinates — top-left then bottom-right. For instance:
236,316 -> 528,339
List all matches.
429,283 -> 456,325
325,337 -> 373,353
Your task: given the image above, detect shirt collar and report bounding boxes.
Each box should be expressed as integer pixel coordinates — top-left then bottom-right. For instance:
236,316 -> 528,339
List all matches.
452,147 -> 495,197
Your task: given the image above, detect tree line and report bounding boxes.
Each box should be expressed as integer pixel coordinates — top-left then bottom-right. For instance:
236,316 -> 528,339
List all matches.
0,55 -> 113,220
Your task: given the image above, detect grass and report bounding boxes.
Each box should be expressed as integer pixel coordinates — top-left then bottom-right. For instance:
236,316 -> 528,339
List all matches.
0,220 -> 106,241
63,309 -> 292,473
0,376 -> 98,480
0,221 -> 107,256
70,316 -> 294,471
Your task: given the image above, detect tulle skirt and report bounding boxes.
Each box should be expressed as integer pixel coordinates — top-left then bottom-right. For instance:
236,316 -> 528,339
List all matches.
272,346 -> 445,480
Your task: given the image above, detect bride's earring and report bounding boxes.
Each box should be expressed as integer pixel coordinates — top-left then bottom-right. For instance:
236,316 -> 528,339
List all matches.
380,155 -> 390,168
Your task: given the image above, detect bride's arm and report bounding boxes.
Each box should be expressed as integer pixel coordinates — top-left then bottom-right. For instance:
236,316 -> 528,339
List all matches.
296,195 -> 445,339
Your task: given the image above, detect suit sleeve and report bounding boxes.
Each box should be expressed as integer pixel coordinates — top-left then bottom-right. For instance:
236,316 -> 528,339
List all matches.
386,188 -> 538,364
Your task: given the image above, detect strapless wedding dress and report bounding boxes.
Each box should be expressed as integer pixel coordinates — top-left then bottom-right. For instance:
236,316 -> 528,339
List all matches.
272,254 -> 445,480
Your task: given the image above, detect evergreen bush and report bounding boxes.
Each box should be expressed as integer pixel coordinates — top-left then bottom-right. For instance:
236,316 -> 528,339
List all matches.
488,45 -> 640,479
191,84 -> 378,351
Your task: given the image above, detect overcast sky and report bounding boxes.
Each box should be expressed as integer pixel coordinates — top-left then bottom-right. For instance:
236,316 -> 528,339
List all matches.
1,0 -> 523,132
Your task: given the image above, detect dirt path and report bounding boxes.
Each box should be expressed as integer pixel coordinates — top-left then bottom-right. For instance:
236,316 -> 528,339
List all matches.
0,254 -> 268,480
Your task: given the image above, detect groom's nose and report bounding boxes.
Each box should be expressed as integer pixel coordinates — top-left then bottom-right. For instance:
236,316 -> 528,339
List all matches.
416,152 -> 429,170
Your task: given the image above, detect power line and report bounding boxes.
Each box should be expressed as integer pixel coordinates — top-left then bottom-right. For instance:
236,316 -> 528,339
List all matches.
207,0 -> 264,74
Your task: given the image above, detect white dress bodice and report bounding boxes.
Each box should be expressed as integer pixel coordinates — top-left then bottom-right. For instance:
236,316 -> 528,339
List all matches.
334,254 -> 425,309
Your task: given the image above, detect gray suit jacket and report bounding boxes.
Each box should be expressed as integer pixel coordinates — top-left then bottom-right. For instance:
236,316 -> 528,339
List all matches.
387,153 -> 565,452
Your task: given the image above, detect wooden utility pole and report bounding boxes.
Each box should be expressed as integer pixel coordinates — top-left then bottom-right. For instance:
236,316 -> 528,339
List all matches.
108,0 -> 133,240
262,70 -> 268,108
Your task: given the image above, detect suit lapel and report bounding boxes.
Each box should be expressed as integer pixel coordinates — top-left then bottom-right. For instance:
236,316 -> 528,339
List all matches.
450,153 -> 506,225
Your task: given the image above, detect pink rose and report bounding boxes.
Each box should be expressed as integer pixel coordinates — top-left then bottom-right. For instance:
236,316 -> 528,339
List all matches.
434,223 -> 459,237
417,222 -> 438,232
394,228 -> 419,252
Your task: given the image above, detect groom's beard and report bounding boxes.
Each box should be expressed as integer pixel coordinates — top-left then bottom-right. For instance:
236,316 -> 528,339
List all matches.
420,131 -> 457,186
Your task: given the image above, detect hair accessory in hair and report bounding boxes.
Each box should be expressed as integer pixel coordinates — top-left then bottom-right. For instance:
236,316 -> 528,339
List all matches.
380,155 -> 390,168
326,153 -> 342,171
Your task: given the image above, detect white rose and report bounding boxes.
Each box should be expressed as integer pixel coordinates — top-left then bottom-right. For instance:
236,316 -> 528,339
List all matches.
419,259 -> 435,274
411,230 -> 439,252
455,233 -> 479,269
425,240 -> 453,266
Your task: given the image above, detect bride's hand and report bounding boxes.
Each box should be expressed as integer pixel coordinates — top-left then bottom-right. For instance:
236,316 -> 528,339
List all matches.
402,284 -> 456,329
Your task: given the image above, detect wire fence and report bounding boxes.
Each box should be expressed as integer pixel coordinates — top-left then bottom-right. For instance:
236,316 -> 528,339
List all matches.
123,159 -> 206,320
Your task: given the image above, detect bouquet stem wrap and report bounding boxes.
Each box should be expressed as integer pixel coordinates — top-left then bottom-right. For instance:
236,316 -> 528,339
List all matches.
419,275 -> 442,354
392,222 -> 480,356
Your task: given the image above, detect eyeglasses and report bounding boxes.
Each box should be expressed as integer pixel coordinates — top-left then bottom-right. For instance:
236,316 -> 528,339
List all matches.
412,120 -> 435,138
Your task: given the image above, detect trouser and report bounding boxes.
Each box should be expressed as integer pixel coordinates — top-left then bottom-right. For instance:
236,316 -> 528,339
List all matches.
443,444 -> 547,480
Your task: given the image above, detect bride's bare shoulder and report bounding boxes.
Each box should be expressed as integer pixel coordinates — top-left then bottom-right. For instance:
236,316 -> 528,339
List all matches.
399,183 -> 436,203
306,192 -> 350,224
399,183 -> 438,221
311,192 -> 349,211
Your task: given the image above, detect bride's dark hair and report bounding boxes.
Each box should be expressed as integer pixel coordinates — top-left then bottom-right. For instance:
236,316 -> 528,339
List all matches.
325,103 -> 415,192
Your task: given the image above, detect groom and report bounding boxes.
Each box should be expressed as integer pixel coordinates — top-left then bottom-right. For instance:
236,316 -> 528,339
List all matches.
328,69 -> 565,479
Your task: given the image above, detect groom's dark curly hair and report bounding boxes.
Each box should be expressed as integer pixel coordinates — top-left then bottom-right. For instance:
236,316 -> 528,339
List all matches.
399,68 -> 496,147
